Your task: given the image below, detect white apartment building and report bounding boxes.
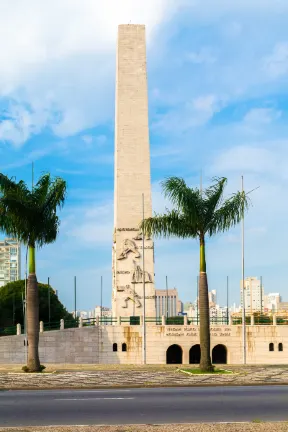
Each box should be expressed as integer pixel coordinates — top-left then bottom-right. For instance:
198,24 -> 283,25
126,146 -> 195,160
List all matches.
241,277 -> 264,313
0,238 -> 21,288
264,293 -> 281,312
209,290 -> 217,307
94,306 -> 112,319
155,289 -> 183,318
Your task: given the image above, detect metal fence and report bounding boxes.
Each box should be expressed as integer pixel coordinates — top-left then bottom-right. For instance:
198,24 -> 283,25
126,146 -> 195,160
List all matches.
1,313 -> 288,336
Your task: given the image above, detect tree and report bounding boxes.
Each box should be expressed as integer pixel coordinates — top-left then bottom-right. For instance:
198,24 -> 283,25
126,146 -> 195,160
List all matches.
0,280 -> 74,329
0,173 -> 66,371
141,177 -> 250,371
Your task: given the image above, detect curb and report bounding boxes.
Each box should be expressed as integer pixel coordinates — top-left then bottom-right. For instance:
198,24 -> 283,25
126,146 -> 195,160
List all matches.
1,382 -> 288,391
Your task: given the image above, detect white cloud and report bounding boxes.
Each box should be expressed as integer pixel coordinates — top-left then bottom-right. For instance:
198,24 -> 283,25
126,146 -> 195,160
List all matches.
212,145 -> 277,175
0,103 -> 50,147
0,0 -> 187,146
152,94 -> 225,134
82,135 -> 93,145
263,42 -> 288,78
243,108 -> 281,125
186,48 -> 216,65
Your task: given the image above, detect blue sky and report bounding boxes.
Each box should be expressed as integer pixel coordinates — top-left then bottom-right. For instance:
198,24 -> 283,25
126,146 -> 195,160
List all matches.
1,0 -> 288,312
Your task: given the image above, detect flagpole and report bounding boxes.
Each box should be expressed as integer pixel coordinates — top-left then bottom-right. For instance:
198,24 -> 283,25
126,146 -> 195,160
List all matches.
74,276 -> 77,320
227,276 -> 229,325
197,276 -> 199,325
241,176 -> 246,364
48,277 -> 51,325
142,193 -> 146,365
100,276 -> 103,321
166,276 -> 169,319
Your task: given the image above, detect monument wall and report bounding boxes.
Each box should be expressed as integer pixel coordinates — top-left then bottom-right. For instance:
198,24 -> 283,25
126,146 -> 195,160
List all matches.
0,324 -> 287,365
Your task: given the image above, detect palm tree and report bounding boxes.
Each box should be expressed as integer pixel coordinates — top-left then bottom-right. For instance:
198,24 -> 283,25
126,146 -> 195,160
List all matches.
0,173 -> 66,372
141,177 -> 250,372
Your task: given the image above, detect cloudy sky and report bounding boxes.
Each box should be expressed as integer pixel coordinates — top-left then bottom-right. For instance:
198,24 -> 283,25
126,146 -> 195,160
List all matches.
1,0 -> 288,312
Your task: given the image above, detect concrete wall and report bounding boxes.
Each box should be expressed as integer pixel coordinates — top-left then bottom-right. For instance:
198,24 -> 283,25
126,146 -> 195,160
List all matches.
0,324 -> 287,364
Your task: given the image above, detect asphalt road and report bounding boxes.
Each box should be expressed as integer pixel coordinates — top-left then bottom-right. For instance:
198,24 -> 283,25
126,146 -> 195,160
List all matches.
0,386 -> 288,427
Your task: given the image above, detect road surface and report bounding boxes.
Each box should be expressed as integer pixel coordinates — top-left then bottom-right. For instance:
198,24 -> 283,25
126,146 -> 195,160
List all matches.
0,386 -> 288,427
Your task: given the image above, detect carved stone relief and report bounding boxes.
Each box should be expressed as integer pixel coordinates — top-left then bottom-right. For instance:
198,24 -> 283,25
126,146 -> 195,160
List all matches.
121,286 -> 142,309
133,230 -> 151,241
131,260 -> 153,284
117,239 -> 140,260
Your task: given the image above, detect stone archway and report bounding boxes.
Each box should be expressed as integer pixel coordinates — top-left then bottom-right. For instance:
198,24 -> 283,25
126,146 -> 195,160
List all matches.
166,344 -> 183,364
212,344 -> 227,364
189,344 -> 201,364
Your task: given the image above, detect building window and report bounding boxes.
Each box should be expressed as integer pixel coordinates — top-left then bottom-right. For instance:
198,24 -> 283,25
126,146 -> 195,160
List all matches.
113,343 -> 118,352
278,343 -> 283,352
269,343 -> 274,352
122,343 -> 127,352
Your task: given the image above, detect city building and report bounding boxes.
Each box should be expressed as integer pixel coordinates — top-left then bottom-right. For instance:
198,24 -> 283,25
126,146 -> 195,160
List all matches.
155,289 -> 183,318
264,293 -> 281,312
209,290 -> 217,307
278,302 -> 288,312
94,306 -> 112,319
0,238 -> 21,288
241,277 -> 264,313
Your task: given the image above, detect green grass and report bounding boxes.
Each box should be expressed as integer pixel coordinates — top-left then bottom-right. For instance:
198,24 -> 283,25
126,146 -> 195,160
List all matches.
179,368 -> 233,375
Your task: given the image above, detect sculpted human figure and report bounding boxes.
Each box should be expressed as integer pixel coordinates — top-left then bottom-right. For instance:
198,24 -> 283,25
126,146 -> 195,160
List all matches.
118,239 -> 140,260
131,261 -> 152,284
122,286 -> 142,308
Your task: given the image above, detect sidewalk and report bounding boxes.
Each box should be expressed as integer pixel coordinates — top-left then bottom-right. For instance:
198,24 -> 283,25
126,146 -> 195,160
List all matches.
1,422 -> 288,432
0,365 -> 288,389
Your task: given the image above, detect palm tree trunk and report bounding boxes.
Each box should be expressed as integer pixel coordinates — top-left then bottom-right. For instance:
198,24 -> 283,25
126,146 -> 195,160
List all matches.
27,244 -> 41,372
199,234 -> 213,372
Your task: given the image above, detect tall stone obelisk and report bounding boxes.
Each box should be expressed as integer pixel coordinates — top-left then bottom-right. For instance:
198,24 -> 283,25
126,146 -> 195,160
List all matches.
112,24 -> 156,319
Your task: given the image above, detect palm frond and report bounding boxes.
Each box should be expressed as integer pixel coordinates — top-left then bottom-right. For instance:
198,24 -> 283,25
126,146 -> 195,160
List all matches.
207,191 -> 250,236
43,177 -> 67,211
141,209 -> 197,239
0,171 -> 67,248
161,177 -> 201,215
203,177 -> 227,229
204,177 -> 227,209
33,174 -> 52,206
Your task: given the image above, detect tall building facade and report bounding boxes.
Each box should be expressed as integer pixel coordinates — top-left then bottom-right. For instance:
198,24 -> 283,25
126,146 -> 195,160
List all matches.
112,25 -> 156,318
264,293 -> 281,312
241,277 -> 264,313
0,238 -> 21,287
208,290 -> 217,307
155,289 -> 183,318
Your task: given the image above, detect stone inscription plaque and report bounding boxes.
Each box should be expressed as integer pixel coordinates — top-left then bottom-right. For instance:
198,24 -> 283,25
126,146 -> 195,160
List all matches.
165,326 -> 232,337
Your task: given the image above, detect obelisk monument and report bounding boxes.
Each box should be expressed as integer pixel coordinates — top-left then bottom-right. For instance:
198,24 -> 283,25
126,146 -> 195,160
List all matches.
112,24 -> 156,318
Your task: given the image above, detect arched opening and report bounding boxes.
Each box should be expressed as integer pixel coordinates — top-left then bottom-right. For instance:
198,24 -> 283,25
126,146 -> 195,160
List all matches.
212,344 -> 227,364
166,344 -> 182,364
113,343 -> 118,352
278,343 -> 283,352
269,343 -> 274,352
122,343 -> 127,352
189,344 -> 201,364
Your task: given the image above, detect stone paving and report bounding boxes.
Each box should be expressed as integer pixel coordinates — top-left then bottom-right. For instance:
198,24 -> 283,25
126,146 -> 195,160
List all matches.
0,365 -> 288,389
